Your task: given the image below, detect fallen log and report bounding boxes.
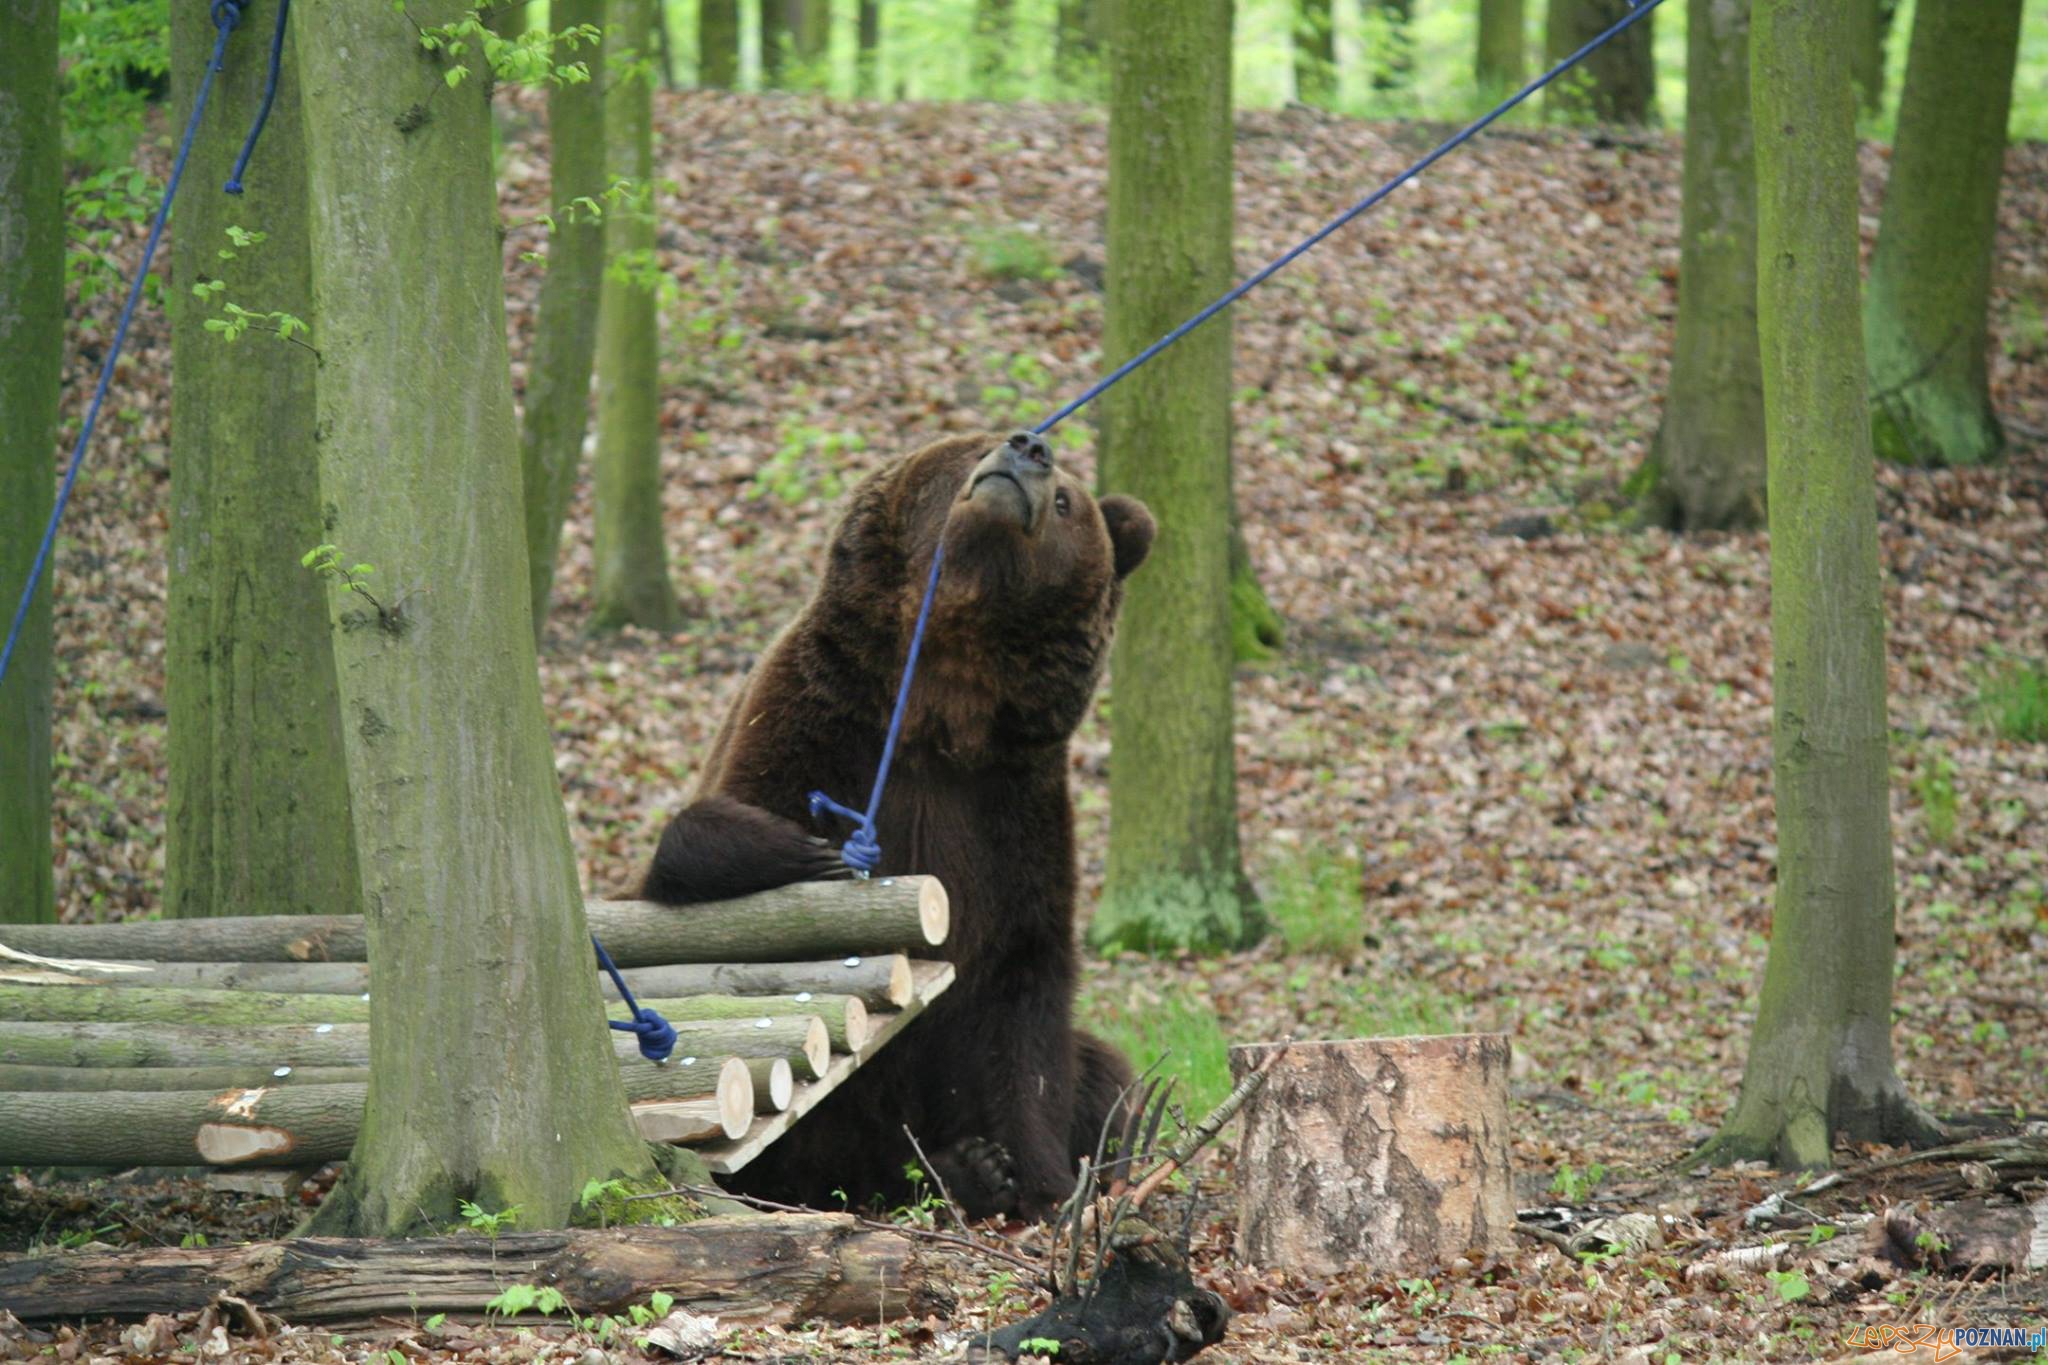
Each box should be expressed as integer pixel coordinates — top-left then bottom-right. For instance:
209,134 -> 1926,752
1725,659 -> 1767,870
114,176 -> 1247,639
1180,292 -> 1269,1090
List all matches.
0,1215 -> 936,1326
0,1018 -> 829,1080
56,953 -> 915,1008
0,876 -> 947,966
0,1083 -> 362,1166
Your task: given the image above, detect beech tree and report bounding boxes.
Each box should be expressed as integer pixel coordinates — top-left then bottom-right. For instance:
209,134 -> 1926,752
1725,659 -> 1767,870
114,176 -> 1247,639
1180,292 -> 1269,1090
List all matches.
1053,0 -> 1099,93
975,0 -> 1014,97
592,0 -> 684,633
1295,0 -> 1335,105
521,0 -> 608,636
699,0 -> 739,88
1094,0 -> 1260,953
0,0 -> 60,925
790,0 -> 830,84
857,0 -> 881,97
1864,0 -> 2024,469
1476,0 -> 1526,95
1637,0 -> 1764,531
291,0 -> 663,1233
1700,0 -> 1939,1171
760,0 -> 789,87
1544,0 -> 1655,125
1846,0 -> 1896,116
165,0 -> 359,920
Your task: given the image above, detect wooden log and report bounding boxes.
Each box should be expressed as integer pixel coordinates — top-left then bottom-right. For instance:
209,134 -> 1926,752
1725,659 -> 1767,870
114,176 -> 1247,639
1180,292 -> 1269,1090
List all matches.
0,1083 -> 363,1167
63,954 -> 914,1008
630,1056 -> 751,1142
0,1215 -> 935,1326
614,994 -> 867,1053
0,876 -> 948,966
0,1018 -> 829,1082
0,984 -> 368,1026
1229,1034 -> 1515,1275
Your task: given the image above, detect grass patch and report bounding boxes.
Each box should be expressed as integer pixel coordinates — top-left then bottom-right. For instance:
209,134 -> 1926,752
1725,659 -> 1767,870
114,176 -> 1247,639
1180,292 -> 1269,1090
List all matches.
1262,848 -> 1366,957
1088,870 -> 1256,955
965,225 -> 1060,282
1084,989 -> 1234,1118
1976,657 -> 2048,743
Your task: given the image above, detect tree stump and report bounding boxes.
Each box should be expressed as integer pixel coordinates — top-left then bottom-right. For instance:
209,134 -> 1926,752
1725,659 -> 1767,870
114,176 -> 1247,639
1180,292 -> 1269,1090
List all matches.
1229,1034 -> 1514,1274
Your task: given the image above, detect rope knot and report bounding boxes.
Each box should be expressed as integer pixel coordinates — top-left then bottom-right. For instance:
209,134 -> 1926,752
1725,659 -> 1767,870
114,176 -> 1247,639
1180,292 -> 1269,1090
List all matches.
211,0 -> 244,31
808,790 -> 879,876
618,1008 -> 677,1063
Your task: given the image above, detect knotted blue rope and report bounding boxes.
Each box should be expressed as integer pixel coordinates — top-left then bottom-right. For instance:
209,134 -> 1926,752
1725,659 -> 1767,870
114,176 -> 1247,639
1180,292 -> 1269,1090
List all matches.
0,2 -> 249,692
225,0 -> 292,194
594,934 -> 677,1063
806,0 -> 1668,873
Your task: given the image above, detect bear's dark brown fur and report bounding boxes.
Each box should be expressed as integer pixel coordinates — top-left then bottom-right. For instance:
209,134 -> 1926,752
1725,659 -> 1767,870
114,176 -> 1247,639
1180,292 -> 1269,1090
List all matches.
640,430 -> 1154,1220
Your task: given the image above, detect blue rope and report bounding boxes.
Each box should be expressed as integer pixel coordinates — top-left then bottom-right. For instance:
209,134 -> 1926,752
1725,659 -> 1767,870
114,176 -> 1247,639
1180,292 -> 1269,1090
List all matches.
806,0 -> 1667,872
594,935 -> 677,1063
0,2 -> 246,693
224,0 -> 292,195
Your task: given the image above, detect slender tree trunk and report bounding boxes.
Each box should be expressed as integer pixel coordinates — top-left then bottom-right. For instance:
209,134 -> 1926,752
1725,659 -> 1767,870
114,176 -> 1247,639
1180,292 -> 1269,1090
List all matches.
1054,0 -> 1101,94
790,0 -> 830,87
485,2 -> 528,37
290,0 -> 660,1234
1366,0 -> 1412,92
1637,0 -> 1765,531
1544,0 -> 1656,124
759,0 -> 789,87
1095,0 -> 1261,953
653,0 -> 680,89
1293,0 -> 1336,106
700,0 -> 741,88
1864,0 -> 2022,469
0,0 -> 60,926
1846,0 -> 1896,116
1699,0 -> 1939,1172
1475,0 -> 1525,95
856,0 -> 881,97
592,0 -> 684,633
975,0 -> 1015,97
521,0 -> 608,639
166,0 -> 360,920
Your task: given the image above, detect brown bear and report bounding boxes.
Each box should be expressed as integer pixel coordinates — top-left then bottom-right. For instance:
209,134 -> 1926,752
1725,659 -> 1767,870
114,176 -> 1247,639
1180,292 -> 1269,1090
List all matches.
640,429 -> 1155,1220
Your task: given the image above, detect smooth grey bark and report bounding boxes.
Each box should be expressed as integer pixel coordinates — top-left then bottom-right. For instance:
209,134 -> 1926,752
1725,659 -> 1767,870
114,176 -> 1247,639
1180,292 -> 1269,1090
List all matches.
1544,0 -> 1656,124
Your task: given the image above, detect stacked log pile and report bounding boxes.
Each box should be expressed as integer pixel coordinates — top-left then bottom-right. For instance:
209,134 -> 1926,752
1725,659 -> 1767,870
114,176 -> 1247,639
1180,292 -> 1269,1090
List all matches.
0,876 -> 953,1171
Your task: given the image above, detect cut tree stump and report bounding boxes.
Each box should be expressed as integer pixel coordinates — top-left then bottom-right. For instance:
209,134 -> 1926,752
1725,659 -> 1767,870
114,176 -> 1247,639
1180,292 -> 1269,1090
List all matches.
0,876 -> 947,966
1229,1035 -> 1515,1274
0,1215 -> 937,1326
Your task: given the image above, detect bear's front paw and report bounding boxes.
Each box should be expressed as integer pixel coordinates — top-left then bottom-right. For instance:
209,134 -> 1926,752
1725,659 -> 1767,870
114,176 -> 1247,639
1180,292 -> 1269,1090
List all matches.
930,1135 -> 1019,1221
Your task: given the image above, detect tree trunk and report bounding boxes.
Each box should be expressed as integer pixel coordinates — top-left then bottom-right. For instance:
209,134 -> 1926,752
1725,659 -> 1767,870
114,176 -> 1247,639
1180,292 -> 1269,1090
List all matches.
1293,0 -> 1336,106
1053,0 -> 1100,94
0,0 -> 60,927
0,1217 -> 936,1327
0,875 -> 949,965
791,0 -> 831,81
1365,0 -> 1412,92
1846,0 -> 1896,116
592,0 -> 684,634
1864,0 -> 2022,469
1230,1037 -> 1515,1273
759,0 -> 789,87
1475,0 -> 1525,95
166,0 -> 360,922
1637,0 -> 1765,531
975,0 -> 1015,97
856,0 -> 881,97
1699,0 -> 1941,1172
520,0 -> 607,640
0,1062 -> 365,1091
485,2 -> 528,38
1544,0 -> 1656,125
653,0 -> 679,89
290,0 -> 659,1234
1095,0 -> 1261,954
699,0 -> 741,88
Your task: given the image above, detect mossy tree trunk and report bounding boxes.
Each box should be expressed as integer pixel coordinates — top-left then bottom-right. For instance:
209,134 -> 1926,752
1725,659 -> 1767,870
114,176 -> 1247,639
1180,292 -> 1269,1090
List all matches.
1476,0 -> 1526,96
486,2 -> 528,38
856,0 -> 881,97
1544,0 -> 1656,125
1846,0 -> 1896,117
521,0 -> 608,640
699,0 -> 740,88
592,0 -> 684,634
0,0 -> 60,925
1699,0 -> 1940,1172
1863,0 -> 2023,469
1637,0 -> 1764,532
292,0 -> 658,1234
1294,0 -> 1336,106
1095,0 -> 1260,954
1054,0 -> 1100,94
760,0 -> 789,87
165,0 -> 360,921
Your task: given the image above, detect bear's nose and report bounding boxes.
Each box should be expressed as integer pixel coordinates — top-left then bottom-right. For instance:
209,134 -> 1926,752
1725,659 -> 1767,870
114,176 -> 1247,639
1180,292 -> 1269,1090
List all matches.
1006,430 -> 1052,471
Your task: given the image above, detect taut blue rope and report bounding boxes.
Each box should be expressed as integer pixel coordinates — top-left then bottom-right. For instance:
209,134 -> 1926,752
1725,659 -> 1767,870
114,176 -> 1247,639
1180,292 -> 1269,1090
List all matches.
224,0 -> 292,194
594,935 -> 677,1062
807,0 -> 1667,872
0,2 -> 245,692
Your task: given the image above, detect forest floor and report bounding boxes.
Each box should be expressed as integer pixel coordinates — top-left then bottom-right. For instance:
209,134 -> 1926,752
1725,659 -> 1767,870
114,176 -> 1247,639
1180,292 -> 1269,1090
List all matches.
10,88 -> 2048,1362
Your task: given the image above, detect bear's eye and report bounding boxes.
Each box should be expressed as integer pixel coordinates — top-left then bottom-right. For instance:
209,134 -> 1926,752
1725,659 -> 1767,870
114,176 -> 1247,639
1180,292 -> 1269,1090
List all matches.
1054,489 -> 1072,518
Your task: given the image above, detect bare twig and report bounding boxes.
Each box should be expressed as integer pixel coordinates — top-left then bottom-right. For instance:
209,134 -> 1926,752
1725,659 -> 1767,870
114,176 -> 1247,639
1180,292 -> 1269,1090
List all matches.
1124,1040 -> 1291,1213
900,1124 -> 977,1244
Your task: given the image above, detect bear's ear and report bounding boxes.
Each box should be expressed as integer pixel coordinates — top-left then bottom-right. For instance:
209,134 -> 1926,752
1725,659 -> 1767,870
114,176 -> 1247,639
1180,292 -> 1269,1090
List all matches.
1099,495 -> 1155,580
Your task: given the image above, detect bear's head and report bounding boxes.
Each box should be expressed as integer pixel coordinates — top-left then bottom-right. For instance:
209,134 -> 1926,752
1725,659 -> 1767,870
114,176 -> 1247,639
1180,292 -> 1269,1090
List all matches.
814,431 -> 1154,765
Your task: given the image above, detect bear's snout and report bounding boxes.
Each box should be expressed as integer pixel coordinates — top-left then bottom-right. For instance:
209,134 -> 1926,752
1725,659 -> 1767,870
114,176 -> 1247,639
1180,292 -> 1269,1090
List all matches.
1006,430 -> 1052,470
